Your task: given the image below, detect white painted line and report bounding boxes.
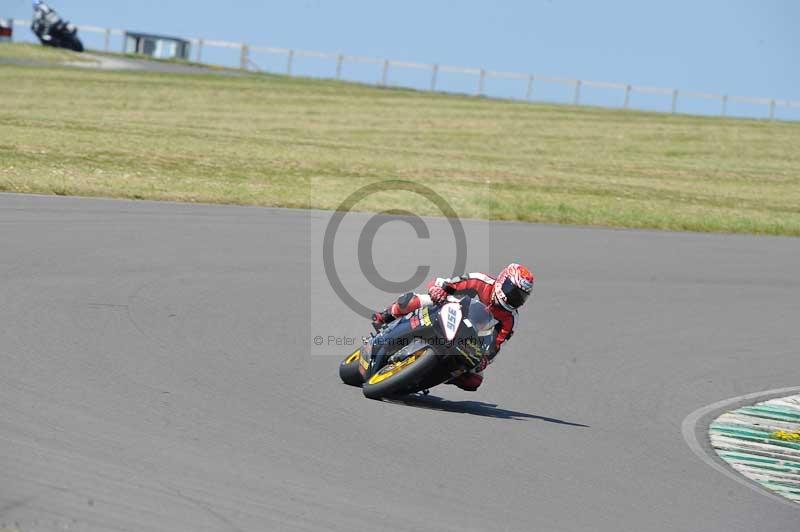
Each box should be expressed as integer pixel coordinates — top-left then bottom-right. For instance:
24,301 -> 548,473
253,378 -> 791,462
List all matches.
681,386 -> 800,510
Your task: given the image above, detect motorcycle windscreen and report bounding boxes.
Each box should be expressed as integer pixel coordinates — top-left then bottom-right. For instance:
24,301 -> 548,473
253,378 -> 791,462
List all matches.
465,297 -> 494,333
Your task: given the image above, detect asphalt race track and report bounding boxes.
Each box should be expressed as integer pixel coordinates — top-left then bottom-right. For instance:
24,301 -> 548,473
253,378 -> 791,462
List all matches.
0,52 -> 250,76
1,193 -> 798,532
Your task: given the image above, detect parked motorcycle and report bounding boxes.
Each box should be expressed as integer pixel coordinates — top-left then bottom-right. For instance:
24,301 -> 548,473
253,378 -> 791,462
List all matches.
339,296 -> 494,399
31,1 -> 83,52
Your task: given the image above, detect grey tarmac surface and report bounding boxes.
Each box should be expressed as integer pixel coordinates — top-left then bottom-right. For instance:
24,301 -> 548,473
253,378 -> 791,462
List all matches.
1,52 -> 249,76
69,54 -> 251,76
0,193 -> 798,532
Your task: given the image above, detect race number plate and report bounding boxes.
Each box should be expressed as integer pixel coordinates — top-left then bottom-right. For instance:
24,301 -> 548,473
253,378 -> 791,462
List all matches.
440,302 -> 462,342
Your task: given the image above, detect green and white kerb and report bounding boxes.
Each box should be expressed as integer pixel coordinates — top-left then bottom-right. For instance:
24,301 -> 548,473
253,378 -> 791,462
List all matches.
710,394 -> 800,504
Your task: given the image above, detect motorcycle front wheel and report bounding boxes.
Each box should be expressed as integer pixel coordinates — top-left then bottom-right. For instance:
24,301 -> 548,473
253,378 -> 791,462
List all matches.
362,347 -> 444,399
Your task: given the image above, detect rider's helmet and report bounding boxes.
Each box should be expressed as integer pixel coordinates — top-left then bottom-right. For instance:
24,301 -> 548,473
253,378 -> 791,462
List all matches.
492,263 -> 534,311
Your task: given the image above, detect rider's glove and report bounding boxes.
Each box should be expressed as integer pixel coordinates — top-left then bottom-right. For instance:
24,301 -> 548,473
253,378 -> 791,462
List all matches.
428,285 -> 448,304
371,309 -> 393,331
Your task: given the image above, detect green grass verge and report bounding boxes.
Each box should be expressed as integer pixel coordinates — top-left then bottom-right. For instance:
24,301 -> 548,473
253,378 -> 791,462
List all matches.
0,42 -> 96,64
1,42 -> 799,235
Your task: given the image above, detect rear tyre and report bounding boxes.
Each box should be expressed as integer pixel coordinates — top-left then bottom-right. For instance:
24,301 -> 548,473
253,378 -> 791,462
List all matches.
362,348 -> 444,400
68,37 -> 84,52
339,348 -> 364,387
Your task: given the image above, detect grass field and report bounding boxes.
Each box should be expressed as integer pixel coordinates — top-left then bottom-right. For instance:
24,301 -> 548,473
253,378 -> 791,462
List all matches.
0,42 -> 96,64
2,43 -> 799,235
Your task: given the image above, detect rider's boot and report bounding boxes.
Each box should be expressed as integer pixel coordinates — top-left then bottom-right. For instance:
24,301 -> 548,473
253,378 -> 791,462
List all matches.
447,372 -> 483,391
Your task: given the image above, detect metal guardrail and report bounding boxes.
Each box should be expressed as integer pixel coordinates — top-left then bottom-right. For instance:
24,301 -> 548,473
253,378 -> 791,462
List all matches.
8,18 -> 798,121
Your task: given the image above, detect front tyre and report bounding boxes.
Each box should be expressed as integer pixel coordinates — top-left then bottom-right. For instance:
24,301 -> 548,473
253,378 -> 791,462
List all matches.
362,347 -> 441,400
339,347 -> 364,387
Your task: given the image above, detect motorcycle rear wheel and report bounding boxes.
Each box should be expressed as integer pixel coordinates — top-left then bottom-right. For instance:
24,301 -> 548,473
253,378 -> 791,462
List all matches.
65,35 -> 83,52
339,347 -> 364,387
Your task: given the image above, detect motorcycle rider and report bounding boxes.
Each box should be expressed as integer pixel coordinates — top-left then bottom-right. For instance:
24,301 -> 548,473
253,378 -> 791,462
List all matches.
31,0 -> 82,52
371,263 -> 534,391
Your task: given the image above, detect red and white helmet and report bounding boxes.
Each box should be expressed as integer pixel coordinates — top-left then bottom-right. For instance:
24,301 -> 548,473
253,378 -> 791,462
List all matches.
493,263 -> 534,311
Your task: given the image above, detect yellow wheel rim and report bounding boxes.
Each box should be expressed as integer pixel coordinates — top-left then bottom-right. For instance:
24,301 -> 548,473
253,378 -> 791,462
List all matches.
367,350 -> 424,385
343,348 -> 360,365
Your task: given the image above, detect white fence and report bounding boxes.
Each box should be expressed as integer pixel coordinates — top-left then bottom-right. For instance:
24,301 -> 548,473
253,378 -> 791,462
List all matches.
8,19 -> 800,121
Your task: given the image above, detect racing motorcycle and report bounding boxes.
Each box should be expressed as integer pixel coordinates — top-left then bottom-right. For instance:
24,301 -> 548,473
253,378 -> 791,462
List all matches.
31,1 -> 83,52
339,296 -> 494,399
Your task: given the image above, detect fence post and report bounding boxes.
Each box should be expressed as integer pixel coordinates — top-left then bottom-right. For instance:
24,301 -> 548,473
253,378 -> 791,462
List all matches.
335,54 -> 343,79
286,49 -> 294,75
624,84 -> 631,109
103,28 -> 110,52
430,64 -> 439,91
381,59 -> 389,86
525,75 -> 535,101
721,95 -> 728,117
8,19 -> 13,42
768,99 -> 776,121
196,39 -> 203,63
573,80 -> 582,105
671,89 -> 678,114
240,44 -> 249,70
477,69 -> 485,96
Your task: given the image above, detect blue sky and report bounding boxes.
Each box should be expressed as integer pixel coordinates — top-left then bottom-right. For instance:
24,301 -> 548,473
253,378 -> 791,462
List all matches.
5,0 -> 798,118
